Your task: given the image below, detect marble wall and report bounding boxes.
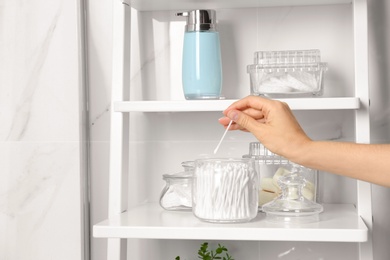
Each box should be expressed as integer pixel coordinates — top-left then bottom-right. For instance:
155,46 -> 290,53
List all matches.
0,1 -> 85,260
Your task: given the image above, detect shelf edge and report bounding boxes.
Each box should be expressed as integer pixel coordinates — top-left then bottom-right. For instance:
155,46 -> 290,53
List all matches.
93,203 -> 367,242
130,0 -> 353,12
113,97 -> 360,112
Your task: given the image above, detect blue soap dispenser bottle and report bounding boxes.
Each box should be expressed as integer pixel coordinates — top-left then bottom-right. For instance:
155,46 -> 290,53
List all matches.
177,10 -> 222,100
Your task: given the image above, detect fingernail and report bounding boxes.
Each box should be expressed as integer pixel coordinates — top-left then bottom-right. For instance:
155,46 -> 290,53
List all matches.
228,111 -> 238,121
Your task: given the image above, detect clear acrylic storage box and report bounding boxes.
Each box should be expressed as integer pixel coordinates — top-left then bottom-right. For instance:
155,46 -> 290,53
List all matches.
247,49 -> 328,97
243,142 -> 319,211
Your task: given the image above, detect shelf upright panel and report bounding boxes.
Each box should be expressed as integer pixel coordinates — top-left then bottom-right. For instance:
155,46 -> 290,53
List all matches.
353,0 -> 373,259
107,1 -> 130,260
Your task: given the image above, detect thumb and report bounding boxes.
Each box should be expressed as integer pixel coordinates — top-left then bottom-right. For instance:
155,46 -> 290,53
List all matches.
227,109 -> 262,134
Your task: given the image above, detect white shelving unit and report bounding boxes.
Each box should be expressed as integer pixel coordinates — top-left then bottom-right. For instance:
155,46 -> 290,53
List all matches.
93,0 -> 373,259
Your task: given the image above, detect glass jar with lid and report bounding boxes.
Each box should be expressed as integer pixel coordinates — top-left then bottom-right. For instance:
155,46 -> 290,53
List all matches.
262,164 -> 323,223
159,161 -> 194,211
192,158 -> 259,223
243,142 -> 319,211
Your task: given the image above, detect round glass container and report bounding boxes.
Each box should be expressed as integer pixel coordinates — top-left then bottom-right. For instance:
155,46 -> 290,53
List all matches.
159,162 -> 194,211
192,158 -> 259,223
262,164 -> 323,223
243,142 -> 318,211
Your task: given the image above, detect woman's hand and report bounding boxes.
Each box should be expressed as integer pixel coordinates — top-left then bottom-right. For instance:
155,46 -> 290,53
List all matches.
219,95 -> 311,159
219,95 -> 390,187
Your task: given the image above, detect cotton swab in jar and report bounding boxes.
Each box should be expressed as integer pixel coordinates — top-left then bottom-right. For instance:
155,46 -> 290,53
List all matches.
213,120 -> 233,154
193,160 -> 257,221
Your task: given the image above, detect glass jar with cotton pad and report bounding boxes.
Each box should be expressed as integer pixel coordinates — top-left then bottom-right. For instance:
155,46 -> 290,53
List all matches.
262,163 -> 323,223
243,142 -> 319,211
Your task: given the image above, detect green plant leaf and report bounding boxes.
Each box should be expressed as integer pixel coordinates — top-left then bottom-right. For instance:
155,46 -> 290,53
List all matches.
215,248 -> 223,254
200,243 -> 209,252
194,242 -> 234,260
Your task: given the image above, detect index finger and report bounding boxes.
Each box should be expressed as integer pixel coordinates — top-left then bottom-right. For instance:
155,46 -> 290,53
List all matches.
223,95 -> 273,116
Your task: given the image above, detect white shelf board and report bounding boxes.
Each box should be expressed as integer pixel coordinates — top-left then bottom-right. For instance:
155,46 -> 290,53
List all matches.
130,0 -> 352,11
114,97 -> 360,112
94,203 -> 367,242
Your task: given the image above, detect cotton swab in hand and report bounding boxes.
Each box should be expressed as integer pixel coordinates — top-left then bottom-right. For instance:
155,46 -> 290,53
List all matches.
213,120 -> 233,154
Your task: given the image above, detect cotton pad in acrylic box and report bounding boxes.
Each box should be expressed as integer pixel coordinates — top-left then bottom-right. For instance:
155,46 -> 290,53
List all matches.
247,49 -> 328,97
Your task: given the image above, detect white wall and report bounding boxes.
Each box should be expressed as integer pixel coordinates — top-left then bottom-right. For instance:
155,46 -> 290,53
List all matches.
87,0 -> 390,259
368,1 -> 390,260
0,0 -> 85,259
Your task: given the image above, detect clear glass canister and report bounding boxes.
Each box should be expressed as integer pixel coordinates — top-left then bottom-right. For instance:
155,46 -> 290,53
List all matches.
192,158 -> 259,223
243,142 -> 318,210
262,164 -> 323,223
159,161 -> 194,211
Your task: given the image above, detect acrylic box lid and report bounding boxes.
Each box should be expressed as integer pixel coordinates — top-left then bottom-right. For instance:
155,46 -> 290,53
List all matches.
254,49 -> 322,65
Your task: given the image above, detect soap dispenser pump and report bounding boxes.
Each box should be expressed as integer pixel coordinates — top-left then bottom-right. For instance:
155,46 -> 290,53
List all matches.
176,10 -> 222,100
